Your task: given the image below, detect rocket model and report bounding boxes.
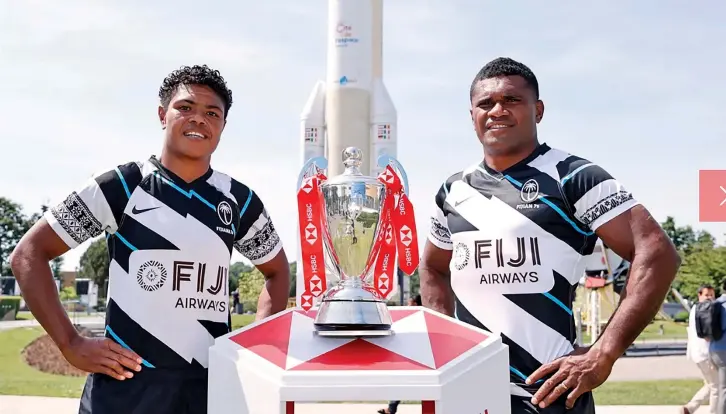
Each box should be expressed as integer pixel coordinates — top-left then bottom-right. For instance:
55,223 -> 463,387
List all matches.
296,0 -> 399,304
300,0 -> 397,178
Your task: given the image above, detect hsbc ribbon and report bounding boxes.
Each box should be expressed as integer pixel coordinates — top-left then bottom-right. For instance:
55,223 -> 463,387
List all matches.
296,173 -> 327,311
372,165 -> 421,298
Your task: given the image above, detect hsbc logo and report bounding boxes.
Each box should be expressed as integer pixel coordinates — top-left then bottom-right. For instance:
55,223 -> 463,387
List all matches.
381,169 -> 395,184
309,274 -> 323,295
301,181 -> 313,193
305,223 -> 318,245
385,225 -> 393,244
399,225 -> 412,247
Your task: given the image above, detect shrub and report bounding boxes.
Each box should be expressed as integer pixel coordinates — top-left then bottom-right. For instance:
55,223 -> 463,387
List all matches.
0,296 -> 22,321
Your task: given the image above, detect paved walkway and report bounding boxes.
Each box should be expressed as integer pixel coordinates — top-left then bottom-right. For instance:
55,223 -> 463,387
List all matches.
0,316 -> 104,331
0,396 -> 705,414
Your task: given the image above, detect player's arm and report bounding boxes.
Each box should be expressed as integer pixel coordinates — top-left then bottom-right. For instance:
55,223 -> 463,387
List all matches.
232,188 -> 290,320
10,168 -> 143,380
589,204 -> 680,363
558,163 -> 680,362
528,162 -> 680,409
420,183 -> 455,316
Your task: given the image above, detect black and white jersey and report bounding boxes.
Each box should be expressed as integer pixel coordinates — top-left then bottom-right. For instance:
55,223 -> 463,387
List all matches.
428,143 -> 639,397
45,156 -> 282,372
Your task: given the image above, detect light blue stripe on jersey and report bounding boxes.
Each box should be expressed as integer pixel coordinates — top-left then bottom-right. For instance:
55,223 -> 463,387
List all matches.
105,325 -> 155,368
114,232 -> 137,251
153,171 -> 216,211
240,189 -> 253,217
115,167 -> 132,199
542,292 -> 573,315
560,163 -> 594,185
504,175 -> 593,236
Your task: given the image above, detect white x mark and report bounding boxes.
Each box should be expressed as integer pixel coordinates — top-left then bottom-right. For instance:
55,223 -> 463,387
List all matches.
720,186 -> 726,206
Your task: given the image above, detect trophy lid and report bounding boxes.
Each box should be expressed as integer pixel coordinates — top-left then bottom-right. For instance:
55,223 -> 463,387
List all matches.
324,147 -> 384,187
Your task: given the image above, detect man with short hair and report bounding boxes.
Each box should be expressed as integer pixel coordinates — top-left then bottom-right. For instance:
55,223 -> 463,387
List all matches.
683,284 -> 718,414
10,64 -> 291,414
420,57 -> 681,413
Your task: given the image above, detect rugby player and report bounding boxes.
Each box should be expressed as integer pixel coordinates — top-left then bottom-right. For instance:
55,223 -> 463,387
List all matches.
10,64 -> 291,413
420,57 -> 681,413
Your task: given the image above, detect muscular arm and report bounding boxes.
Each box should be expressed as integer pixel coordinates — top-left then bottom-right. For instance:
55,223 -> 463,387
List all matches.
419,241 -> 455,316
9,218 -> 81,351
590,205 -> 681,362
253,248 -> 291,320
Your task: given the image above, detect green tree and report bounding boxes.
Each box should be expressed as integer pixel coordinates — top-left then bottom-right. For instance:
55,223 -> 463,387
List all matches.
77,238 -> 110,296
676,246 -> 726,298
237,268 -> 266,312
661,216 -> 697,254
0,197 -> 33,275
408,268 -> 420,296
289,261 -> 297,297
229,261 -> 253,293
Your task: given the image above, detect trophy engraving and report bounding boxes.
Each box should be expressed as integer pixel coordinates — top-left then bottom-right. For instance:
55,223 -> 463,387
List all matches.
296,147 -> 420,337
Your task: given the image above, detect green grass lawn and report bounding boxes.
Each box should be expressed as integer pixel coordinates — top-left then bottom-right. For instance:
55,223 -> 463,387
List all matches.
0,327 -> 85,397
0,315 -> 698,405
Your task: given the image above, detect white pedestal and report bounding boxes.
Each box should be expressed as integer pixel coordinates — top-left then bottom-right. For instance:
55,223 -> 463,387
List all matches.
208,307 -> 511,414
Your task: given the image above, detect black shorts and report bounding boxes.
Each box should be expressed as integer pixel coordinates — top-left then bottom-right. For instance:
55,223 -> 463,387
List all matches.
511,391 -> 595,414
78,368 -> 208,414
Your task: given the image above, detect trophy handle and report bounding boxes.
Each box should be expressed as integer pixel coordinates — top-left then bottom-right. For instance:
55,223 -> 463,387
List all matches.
297,156 -> 328,188
377,154 -> 409,195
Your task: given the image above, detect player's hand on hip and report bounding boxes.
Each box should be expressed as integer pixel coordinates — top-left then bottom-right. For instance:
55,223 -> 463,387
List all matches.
525,346 -> 613,410
61,336 -> 143,381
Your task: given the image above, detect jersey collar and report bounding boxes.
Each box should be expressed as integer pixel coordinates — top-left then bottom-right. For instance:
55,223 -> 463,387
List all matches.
479,142 -> 550,179
148,155 -> 214,187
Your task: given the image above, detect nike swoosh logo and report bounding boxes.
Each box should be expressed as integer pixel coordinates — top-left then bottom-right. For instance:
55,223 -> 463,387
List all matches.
454,196 -> 473,207
132,206 -> 160,214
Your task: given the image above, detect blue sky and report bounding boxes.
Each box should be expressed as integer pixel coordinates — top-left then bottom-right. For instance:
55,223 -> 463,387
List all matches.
2,0 -> 725,271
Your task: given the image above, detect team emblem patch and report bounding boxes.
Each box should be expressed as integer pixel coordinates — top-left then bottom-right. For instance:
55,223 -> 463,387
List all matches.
217,201 -> 233,225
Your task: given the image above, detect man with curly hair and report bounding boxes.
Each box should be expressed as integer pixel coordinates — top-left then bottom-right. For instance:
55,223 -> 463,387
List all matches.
10,65 -> 291,414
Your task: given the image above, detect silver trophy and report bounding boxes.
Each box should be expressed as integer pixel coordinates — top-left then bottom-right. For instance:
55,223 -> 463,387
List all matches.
297,147 -> 410,337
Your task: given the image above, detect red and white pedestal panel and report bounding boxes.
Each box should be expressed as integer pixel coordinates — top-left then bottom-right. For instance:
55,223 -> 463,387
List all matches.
208,307 -> 510,413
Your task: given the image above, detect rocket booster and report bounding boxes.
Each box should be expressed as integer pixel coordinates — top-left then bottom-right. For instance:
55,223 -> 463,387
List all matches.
298,0 -> 399,303
300,0 -> 398,178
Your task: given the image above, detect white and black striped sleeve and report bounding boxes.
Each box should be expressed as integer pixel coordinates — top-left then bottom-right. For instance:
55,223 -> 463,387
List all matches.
231,183 -> 283,265
561,160 -> 640,232
428,182 -> 453,250
44,168 -> 128,249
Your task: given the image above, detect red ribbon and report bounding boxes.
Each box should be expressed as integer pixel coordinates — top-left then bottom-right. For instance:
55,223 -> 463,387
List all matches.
372,165 -> 420,298
296,172 -> 327,311
296,165 -> 419,309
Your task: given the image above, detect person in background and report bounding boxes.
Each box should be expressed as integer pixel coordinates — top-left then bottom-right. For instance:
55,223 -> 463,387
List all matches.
683,284 -> 717,414
709,281 -> 726,414
377,294 -> 422,414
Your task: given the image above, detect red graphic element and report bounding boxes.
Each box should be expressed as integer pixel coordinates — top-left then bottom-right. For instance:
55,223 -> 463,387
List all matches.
423,312 -> 489,369
295,309 -> 318,320
297,173 -> 327,309
422,401 -> 435,414
390,308 -> 419,323
230,309 -> 491,375
377,165 -> 420,275
285,401 -> 294,414
229,312 -> 293,369
291,338 -> 431,371
699,170 -> 726,222
585,276 -> 606,289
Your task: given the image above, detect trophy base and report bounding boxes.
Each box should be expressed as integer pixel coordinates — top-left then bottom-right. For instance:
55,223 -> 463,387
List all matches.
313,279 -> 393,338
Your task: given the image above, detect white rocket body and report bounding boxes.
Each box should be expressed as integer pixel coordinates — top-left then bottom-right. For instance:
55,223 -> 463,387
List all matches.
297,0 -> 400,304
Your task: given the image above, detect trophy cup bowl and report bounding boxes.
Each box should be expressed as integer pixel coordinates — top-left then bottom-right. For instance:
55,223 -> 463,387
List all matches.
312,147 -> 394,337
